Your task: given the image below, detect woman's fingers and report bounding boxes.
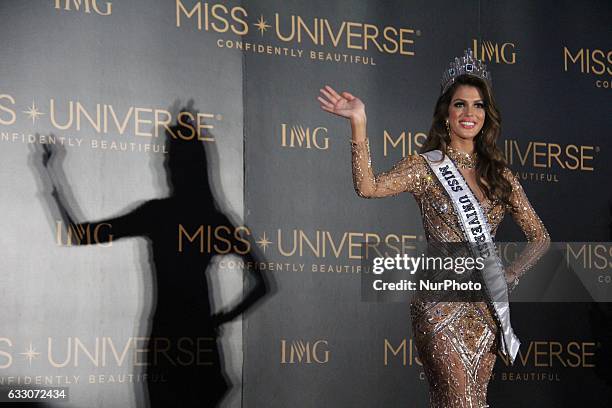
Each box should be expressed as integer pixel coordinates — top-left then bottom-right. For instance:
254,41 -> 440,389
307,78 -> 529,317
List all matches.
319,85 -> 357,118
319,87 -> 338,104
317,99 -> 335,113
342,91 -> 355,100
325,85 -> 343,100
317,96 -> 334,110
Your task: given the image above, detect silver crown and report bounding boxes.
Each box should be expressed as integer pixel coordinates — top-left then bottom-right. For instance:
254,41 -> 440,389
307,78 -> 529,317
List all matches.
440,48 -> 492,94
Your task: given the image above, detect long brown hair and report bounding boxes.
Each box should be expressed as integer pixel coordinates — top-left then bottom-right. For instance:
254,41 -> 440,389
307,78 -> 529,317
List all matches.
420,74 -> 513,208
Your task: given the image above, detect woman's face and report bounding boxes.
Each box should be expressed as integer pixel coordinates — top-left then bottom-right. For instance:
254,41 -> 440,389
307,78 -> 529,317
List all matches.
447,85 -> 486,142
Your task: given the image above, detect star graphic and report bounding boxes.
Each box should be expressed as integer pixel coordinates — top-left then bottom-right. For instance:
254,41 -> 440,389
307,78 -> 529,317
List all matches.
23,101 -> 46,123
20,342 -> 41,366
255,232 -> 272,252
253,15 -> 271,36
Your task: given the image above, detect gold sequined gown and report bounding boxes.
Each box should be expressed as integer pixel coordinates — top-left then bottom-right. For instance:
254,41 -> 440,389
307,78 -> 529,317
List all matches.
351,140 -> 550,408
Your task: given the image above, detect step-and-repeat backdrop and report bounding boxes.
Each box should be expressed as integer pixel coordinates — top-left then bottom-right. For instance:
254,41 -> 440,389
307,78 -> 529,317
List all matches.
1,1 -> 610,407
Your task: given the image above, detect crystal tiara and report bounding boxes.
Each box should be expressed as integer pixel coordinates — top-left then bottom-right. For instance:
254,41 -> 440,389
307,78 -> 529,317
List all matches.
440,48 -> 492,95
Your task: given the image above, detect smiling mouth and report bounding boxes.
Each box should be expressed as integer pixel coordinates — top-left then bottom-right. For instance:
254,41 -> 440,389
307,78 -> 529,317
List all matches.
459,121 -> 476,129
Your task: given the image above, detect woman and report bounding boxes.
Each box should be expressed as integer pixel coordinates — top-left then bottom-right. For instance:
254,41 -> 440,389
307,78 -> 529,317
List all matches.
317,49 -> 550,407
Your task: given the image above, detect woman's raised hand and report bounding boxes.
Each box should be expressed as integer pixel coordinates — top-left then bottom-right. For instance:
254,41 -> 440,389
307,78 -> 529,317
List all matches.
317,85 -> 365,122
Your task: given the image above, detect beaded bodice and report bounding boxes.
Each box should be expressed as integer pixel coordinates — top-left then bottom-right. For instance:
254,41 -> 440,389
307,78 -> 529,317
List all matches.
350,138 -> 550,274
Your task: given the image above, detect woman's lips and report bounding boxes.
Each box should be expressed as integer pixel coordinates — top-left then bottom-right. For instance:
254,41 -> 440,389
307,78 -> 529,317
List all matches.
459,120 -> 476,129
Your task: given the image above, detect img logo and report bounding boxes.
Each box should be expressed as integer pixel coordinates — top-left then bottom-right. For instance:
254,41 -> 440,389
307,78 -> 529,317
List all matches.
472,39 -> 516,64
280,339 -> 329,364
56,221 -> 113,247
53,0 -> 113,16
280,123 -> 329,150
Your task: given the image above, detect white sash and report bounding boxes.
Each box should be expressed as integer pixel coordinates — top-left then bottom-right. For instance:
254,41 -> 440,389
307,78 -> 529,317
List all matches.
420,149 -> 520,364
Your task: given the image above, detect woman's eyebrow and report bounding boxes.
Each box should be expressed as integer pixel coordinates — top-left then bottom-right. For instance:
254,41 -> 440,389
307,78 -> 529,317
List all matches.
451,98 -> 484,103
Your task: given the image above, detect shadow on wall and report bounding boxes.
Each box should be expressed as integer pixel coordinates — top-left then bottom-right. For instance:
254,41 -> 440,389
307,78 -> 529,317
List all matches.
30,99 -> 276,407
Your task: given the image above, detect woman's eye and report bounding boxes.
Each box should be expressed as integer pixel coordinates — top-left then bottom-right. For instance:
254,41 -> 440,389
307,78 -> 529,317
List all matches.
475,103 -> 485,108
454,102 -> 464,108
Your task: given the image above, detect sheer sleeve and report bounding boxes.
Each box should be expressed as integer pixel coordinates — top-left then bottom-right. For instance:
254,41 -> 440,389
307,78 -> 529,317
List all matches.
351,138 -> 429,198
503,169 -> 551,281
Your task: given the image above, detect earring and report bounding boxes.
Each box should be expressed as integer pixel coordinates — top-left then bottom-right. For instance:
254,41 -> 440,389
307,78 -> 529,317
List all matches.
445,119 -> 451,139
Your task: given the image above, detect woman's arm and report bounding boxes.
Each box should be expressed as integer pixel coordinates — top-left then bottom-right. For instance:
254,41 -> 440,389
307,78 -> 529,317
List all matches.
503,169 -> 551,286
351,117 -> 427,198
38,143 -> 149,244
318,85 -> 428,199
211,223 -> 274,327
